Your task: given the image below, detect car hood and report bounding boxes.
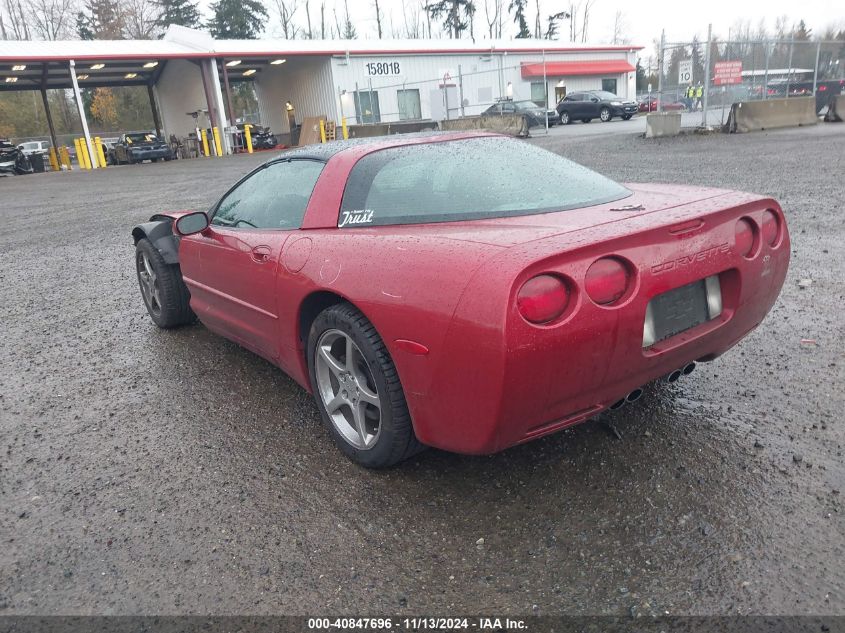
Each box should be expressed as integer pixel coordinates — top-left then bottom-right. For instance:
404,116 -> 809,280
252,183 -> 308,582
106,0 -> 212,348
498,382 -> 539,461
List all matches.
375,184 -> 763,248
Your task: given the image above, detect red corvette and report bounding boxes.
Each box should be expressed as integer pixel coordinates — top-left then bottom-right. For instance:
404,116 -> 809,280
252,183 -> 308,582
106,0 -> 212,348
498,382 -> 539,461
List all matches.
132,132 -> 789,467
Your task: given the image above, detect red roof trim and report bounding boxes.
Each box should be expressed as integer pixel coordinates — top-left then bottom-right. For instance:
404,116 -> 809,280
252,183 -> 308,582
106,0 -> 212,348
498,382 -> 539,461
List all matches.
0,45 -> 643,63
521,60 -> 636,78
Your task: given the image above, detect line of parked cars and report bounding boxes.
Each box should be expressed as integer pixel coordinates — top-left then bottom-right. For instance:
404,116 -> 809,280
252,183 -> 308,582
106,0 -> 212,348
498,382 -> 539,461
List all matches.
480,90 -> 642,129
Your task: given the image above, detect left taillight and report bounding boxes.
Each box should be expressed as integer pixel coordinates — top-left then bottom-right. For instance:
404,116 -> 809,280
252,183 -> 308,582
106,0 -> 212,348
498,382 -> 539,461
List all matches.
517,274 -> 570,324
585,257 -> 631,305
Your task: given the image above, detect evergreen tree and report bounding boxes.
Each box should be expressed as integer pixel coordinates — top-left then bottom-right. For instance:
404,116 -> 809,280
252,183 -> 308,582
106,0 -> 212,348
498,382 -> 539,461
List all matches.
690,36 -> 704,85
425,0 -> 474,39
154,0 -> 201,31
207,0 -> 267,39
76,0 -> 124,39
508,0 -> 529,39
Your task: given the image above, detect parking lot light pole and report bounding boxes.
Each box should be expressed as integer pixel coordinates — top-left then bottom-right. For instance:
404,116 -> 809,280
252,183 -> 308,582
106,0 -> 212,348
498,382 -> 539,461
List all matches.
68,59 -> 97,169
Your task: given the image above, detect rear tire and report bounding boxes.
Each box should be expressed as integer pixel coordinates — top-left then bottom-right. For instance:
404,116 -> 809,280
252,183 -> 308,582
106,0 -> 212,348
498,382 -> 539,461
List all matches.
559,111 -> 570,125
600,107 -> 612,122
135,238 -> 195,329
307,303 -> 425,468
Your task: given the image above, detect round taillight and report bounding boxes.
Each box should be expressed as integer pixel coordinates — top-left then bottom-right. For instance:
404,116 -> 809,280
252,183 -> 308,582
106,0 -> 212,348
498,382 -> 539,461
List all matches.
734,218 -> 757,258
585,257 -> 630,305
517,274 -> 570,324
761,210 -> 780,246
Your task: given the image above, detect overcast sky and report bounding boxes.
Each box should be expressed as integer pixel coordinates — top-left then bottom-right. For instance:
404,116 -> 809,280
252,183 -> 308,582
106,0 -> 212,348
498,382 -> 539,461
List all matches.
236,0 -> 843,59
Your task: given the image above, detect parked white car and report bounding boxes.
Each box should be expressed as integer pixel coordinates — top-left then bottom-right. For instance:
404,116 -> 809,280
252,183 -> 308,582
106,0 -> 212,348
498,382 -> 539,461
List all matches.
17,140 -> 50,157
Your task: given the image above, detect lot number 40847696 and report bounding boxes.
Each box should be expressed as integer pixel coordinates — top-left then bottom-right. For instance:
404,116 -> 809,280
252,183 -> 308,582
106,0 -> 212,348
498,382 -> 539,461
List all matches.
365,61 -> 401,76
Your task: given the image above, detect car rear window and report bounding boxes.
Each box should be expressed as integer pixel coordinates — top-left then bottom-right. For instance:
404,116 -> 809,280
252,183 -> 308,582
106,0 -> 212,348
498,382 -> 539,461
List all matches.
338,137 -> 630,227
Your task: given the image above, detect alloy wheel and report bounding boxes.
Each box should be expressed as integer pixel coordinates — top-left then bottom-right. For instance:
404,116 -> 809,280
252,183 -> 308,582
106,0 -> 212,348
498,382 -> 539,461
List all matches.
136,251 -> 162,315
315,329 -> 382,450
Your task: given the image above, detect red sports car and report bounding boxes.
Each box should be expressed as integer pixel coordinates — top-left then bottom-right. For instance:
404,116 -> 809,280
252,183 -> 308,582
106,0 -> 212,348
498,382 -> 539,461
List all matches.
132,132 -> 789,468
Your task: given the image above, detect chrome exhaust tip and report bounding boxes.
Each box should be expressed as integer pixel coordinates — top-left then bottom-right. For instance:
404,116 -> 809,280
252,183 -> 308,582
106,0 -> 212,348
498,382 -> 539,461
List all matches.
683,362 -> 696,375
626,388 -> 644,403
666,369 -> 683,383
609,398 -> 626,410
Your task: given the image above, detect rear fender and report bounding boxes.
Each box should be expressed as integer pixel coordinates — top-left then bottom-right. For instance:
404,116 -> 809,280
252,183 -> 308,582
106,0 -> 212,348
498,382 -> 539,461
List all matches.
131,215 -> 181,265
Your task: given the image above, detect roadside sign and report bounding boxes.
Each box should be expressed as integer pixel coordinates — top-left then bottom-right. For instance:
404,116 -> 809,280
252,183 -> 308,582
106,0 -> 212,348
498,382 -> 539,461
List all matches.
713,60 -> 743,85
678,60 -> 693,85
438,68 -> 456,87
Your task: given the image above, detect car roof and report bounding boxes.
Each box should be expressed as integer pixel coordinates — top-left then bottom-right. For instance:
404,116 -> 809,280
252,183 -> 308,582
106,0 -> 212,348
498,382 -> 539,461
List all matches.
268,131 -> 500,162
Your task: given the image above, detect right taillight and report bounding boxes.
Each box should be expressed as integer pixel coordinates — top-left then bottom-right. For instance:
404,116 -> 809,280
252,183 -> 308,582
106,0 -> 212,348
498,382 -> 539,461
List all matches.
761,209 -> 781,246
517,274 -> 570,324
585,257 -> 631,305
734,218 -> 758,258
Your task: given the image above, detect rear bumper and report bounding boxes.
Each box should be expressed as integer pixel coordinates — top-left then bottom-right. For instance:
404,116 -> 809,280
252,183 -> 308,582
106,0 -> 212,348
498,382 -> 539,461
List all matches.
408,200 -> 790,454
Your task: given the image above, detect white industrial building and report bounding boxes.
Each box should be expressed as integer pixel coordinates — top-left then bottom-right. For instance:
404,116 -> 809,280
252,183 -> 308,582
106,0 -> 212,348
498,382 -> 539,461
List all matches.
0,25 -> 641,157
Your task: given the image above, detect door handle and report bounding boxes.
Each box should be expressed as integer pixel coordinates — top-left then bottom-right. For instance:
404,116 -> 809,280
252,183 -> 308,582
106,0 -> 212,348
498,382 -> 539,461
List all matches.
251,246 -> 271,263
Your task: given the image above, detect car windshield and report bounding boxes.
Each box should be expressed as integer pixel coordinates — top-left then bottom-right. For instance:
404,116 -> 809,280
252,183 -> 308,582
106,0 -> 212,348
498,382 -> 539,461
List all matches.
593,91 -> 621,100
126,133 -> 159,143
339,137 -> 631,227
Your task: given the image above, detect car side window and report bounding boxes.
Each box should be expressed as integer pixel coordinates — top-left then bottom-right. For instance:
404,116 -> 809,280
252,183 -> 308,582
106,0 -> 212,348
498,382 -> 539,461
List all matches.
211,159 -> 324,230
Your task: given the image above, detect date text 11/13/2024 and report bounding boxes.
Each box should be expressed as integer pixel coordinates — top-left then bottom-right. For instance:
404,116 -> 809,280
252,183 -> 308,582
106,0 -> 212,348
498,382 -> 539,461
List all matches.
307,617 -> 527,630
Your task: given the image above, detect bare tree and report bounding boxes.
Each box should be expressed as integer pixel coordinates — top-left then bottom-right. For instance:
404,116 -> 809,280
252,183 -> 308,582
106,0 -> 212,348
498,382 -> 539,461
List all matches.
319,0 -> 324,37
304,0 -> 311,38
28,0 -> 78,39
483,0 -> 501,38
579,0 -> 595,42
123,0 -> 158,38
1,0 -> 30,38
533,0 -> 540,38
401,0 -> 421,38
611,9 -> 627,45
272,0 -> 300,38
373,0 -> 382,38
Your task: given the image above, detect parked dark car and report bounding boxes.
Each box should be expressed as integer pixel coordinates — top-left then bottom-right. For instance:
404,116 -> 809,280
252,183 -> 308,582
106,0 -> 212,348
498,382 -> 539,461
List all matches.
556,90 -> 638,124
0,139 -> 33,175
482,100 -> 550,127
111,132 -> 173,165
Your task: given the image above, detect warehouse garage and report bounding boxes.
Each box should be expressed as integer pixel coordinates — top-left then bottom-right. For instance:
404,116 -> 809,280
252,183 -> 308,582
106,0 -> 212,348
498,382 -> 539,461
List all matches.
1,25 -> 641,157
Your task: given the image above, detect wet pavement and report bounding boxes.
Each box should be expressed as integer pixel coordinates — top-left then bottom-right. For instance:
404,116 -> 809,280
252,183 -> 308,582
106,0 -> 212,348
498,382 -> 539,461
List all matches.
1,125 -> 843,616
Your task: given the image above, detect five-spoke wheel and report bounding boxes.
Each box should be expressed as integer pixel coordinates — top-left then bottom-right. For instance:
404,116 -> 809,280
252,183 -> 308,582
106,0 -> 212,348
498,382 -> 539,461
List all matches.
308,303 -> 424,467
315,329 -> 382,450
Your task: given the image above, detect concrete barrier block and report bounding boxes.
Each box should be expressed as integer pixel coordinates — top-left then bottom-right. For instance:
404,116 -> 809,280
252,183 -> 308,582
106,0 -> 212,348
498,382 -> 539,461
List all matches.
728,97 -> 818,133
439,114 -> 529,137
346,120 -> 438,138
645,112 -> 682,138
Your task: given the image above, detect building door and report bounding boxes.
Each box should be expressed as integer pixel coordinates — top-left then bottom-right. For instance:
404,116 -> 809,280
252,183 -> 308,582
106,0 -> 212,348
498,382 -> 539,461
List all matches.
554,84 -> 567,104
601,78 -> 618,94
397,89 -> 421,120
354,90 -> 381,123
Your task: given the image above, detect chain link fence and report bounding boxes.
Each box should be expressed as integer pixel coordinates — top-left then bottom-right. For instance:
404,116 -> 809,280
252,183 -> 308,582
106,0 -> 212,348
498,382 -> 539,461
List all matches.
651,32 -> 845,127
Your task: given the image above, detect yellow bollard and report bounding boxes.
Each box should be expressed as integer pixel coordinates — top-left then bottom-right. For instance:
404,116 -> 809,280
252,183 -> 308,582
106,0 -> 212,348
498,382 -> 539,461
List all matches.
73,138 -> 83,168
243,124 -> 253,153
79,139 -> 92,170
341,117 -> 349,140
48,147 -> 60,171
60,146 -> 72,170
319,119 -> 327,143
94,137 -> 107,168
212,126 -> 223,157
200,129 -> 210,157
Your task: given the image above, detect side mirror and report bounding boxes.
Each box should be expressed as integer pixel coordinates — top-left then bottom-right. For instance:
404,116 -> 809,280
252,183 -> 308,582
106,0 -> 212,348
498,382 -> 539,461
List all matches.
174,211 -> 209,236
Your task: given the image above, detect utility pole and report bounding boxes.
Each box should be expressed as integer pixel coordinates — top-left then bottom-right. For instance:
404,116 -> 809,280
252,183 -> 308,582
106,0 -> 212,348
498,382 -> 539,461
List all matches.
702,23 -> 712,127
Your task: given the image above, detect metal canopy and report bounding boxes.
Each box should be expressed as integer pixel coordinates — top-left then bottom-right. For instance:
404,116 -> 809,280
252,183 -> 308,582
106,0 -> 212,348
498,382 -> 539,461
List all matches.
1,59 -> 166,92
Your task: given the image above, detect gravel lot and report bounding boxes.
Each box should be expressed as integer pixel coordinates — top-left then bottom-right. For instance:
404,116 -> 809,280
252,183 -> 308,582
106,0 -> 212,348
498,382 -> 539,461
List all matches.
1,124 -> 843,616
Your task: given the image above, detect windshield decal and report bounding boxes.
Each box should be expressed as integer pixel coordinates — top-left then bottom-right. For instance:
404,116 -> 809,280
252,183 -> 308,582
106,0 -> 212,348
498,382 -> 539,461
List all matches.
339,209 -> 374,228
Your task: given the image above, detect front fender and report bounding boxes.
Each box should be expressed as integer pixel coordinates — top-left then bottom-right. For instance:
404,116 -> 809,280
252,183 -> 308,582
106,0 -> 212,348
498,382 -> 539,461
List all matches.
131,216 -> 180,265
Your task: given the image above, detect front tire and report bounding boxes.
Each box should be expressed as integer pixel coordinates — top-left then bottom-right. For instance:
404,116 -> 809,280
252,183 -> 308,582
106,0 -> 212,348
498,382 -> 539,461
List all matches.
558,111 -> 570,125
308,303 -> 424,468
135,238 -> 195,329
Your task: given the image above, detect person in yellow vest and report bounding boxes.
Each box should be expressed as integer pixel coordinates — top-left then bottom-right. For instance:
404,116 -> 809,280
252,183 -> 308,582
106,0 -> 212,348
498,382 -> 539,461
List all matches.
695,83 -> 704,110
685,85 -> 694,110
